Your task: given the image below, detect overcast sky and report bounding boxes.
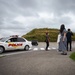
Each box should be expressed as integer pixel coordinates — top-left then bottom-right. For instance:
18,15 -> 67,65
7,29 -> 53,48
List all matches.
0,0 -> 75,37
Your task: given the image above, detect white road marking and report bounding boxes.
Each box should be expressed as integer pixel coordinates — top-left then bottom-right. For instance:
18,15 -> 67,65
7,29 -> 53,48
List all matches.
51,47 -> 57,50
40,48 -> 45,50
33,48 -> 38,51
29,48 -> 32,50
48,48 -> 51,50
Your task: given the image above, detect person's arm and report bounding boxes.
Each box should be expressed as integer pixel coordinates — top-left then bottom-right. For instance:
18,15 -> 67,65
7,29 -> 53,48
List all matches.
48,36 -> 50,42
71,32 -> 73,36
63,32 -> 66,41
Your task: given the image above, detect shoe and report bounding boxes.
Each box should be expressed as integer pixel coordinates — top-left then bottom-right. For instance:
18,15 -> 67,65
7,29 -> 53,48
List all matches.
61,53 -> 67,55
64,53 -> 67,55
45,49 -> 47,51
46,50 -> 48,51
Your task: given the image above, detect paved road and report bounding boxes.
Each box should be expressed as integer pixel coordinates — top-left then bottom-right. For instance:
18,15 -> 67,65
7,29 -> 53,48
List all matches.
0,42 -> 75,75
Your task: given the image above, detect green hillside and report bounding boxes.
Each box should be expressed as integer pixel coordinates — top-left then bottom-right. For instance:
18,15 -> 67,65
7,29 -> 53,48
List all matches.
22,28 -> 75,42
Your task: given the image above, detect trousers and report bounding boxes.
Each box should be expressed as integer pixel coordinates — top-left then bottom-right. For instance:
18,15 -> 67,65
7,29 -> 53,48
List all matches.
46,41 -> 49,50
67,41 -> 72,51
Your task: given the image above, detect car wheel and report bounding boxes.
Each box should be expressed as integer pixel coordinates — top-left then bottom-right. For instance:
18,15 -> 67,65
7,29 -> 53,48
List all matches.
0,47 -> 4,54
24,45 -> 29,51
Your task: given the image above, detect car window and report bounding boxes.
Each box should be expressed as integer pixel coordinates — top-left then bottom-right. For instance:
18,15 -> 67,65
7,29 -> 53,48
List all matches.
9,38 -> 17,42
17,38 -> 25,42
7,37 -> 25,42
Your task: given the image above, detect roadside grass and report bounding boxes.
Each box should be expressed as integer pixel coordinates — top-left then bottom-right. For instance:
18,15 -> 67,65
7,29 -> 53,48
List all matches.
70,52 -> 75,61
0,55 -> 5,58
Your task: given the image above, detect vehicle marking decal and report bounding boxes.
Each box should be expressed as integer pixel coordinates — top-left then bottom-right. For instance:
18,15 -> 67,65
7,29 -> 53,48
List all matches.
8,43 -> 23,48
8,44 -> 22,46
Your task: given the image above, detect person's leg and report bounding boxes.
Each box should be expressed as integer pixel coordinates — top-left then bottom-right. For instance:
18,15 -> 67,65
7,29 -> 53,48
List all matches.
47,42 -> 49,50
70,41 -> 72,51
46,42 -> 48,50
46,42 -> 49,50
67,41 -> 68,51
45,42 -> 47,50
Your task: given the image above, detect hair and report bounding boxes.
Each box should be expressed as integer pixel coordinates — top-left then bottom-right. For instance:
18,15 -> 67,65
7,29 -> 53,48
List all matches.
46,32 -> 48,35
60,24 -> 65,33
68,29 -> 70,31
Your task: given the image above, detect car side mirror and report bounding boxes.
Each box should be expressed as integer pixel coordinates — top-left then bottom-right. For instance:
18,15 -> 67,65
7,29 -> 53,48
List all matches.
6,40 -> 11,42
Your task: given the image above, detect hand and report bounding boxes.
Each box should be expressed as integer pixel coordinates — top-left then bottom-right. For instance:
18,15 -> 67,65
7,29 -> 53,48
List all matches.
63,39 -> 64,42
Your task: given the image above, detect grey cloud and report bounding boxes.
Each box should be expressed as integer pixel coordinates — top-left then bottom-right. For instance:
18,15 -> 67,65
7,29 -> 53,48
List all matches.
18,0 -> 37,8
46,0 -> 75,14
58,17 -> 72,25
0,0 -> 75,37
1,0 -> 75,16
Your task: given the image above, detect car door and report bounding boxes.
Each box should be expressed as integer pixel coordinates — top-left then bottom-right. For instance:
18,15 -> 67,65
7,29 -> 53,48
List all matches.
6,38 -> 16,50
16,38 -> 26,49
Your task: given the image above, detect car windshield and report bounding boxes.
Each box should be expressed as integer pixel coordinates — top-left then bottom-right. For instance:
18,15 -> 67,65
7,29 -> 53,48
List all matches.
0,37 -> 9,42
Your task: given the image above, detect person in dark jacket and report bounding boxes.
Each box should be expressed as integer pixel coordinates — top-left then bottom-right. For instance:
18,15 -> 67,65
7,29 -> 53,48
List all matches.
45,32 -> 50,51
66,29 -> 73,51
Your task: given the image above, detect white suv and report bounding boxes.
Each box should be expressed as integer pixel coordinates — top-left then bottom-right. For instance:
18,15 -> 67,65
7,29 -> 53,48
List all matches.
0,36 -> 32,53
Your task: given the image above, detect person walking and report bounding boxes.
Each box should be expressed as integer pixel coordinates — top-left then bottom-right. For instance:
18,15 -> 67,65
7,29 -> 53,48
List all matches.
58,24 -> 67,55
66,29 -> 73,51
45,32 -> 50,51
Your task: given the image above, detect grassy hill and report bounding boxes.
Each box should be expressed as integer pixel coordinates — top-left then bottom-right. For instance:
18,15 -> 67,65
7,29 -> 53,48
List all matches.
22,28 -> 75,42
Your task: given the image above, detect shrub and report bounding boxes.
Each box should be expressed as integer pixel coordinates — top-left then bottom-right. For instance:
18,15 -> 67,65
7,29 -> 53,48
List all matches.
70,52 -> 75,61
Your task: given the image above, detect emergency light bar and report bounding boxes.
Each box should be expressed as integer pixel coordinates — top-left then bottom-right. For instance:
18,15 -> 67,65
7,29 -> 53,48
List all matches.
10,35 -> 19,38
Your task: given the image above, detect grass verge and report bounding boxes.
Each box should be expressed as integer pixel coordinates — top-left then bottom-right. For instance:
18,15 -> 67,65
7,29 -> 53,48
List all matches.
0,55 -> 5,58
70,52 -> 75,61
